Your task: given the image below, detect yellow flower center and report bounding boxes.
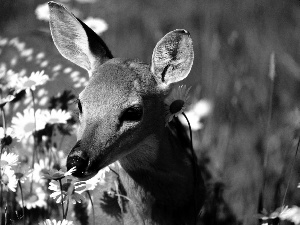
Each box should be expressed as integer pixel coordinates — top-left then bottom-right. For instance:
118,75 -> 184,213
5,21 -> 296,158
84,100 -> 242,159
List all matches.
24,193 -> 38,203
0,161 -> 8,167
1,174 -> 9,185
24,122 -> 35,133
15,172 -> 24,180
23,80 -> 36,89
169,99 -> 184,114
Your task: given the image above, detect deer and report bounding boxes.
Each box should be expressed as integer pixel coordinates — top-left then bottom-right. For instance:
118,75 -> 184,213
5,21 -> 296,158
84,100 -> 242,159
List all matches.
48,1 -> 205,224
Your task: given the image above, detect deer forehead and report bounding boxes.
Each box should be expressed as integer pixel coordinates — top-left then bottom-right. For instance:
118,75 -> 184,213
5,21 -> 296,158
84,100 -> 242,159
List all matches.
79,58 -> 157,105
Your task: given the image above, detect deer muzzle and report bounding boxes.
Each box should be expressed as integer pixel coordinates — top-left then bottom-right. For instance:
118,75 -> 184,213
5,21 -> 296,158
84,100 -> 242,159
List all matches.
66,140 -> 90,178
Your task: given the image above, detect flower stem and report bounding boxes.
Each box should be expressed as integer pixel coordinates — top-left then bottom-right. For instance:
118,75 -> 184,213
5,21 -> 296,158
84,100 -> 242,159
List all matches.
29,138 -> 36,194
87,191 -> 95,225
182,112 -> 199,223
260,69 -> 275,212
30,89 -> 37,194
4,201 -> 7,225
30,89 -> 37,132
0,103 -> 7,225
0,181 -> 2,225
0,143 -> 5,225
18,180 -> 26,225
58,179 -> 65,220
64,198 -> 69,220
281,137 -> 300,209
1,107 -> 6,136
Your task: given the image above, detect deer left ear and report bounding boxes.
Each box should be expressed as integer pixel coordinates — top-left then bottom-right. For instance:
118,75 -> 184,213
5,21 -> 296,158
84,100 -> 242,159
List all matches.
151,29 -> 194,89
48,1 -> 113,72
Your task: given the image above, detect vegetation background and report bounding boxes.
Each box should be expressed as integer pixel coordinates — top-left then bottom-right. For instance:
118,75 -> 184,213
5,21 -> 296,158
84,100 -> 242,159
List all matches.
1,0 -> 300,224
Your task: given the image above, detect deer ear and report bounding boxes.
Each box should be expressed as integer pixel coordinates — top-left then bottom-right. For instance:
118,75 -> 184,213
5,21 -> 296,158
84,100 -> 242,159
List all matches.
151,30 -> 194,88
48,1 -> 113,71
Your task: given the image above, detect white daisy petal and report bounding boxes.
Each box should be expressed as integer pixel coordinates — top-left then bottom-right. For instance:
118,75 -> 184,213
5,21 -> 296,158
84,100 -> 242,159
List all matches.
11,108 -> 47,140
32,158 -> 54,184
83,17 -> 108,36
64,167 -> 76,176
178,99 -> 212,131
1,167 -> 17,192
279,206 -> 300,225
41,219 -> 74,225
1,151 -> 19,167
18,187 -> 47,209
43,109 -> 71,124
15,70 -> 49,93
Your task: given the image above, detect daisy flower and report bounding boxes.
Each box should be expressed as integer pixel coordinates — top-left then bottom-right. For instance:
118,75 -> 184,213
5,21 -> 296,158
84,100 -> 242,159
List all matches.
14,166 -> 33,183
15,70 -> 49,93
43,109 -> 71,124
75,163 -> 113,194
35,3 -> 50,21
49,178 -> 85,204
18,186 -> 47,210
178,99 -> 212,131
1,166 -> 17,192
0,127 -> 16,139
255,207 -> 282,225
0,95 -> 15,108
83,17 -> 108,36
40,219 -> 74,225
279,206 -> 300,225
0,151 -> 19,168
32,158 -> 54,184
0,64 -> 19,91
7,70 -> 20,87
11,108 -> 47,140
0,63 -> 6,81
42,166 -> 76,181
165,85 -> 191,125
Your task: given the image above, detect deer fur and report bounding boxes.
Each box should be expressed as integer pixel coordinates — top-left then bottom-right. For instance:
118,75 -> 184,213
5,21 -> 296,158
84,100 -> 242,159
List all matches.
48,2 -> 205,224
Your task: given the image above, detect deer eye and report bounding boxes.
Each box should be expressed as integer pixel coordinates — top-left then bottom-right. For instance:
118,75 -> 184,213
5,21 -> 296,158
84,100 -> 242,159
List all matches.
119,105 -> 143,123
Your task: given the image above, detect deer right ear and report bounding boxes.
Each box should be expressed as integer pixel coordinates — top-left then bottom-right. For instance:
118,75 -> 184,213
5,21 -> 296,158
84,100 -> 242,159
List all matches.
48,1 -> 113,71
151,30 -> 194,89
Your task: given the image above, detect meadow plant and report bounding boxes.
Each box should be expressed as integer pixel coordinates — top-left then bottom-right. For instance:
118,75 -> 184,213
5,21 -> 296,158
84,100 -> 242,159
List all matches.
0,41 -> 204,224
2,1 -> 300,225
0,2 -> 112,222
0,34 -> 111,225
0,71 -> 114,223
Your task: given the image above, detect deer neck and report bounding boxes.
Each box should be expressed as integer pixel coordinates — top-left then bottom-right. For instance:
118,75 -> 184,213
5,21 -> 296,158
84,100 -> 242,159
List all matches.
118,125 -> 194,207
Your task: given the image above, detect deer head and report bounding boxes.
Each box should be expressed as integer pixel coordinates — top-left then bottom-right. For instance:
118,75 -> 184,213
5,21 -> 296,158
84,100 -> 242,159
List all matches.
48,1 -> 194,178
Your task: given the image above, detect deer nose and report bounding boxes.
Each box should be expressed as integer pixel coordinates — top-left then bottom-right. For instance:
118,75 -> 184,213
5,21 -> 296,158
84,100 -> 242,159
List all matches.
66,140 -> 89,178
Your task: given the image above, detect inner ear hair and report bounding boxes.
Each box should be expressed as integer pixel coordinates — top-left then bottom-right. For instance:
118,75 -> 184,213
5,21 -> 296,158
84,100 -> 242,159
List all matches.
151,29 -> 194,87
